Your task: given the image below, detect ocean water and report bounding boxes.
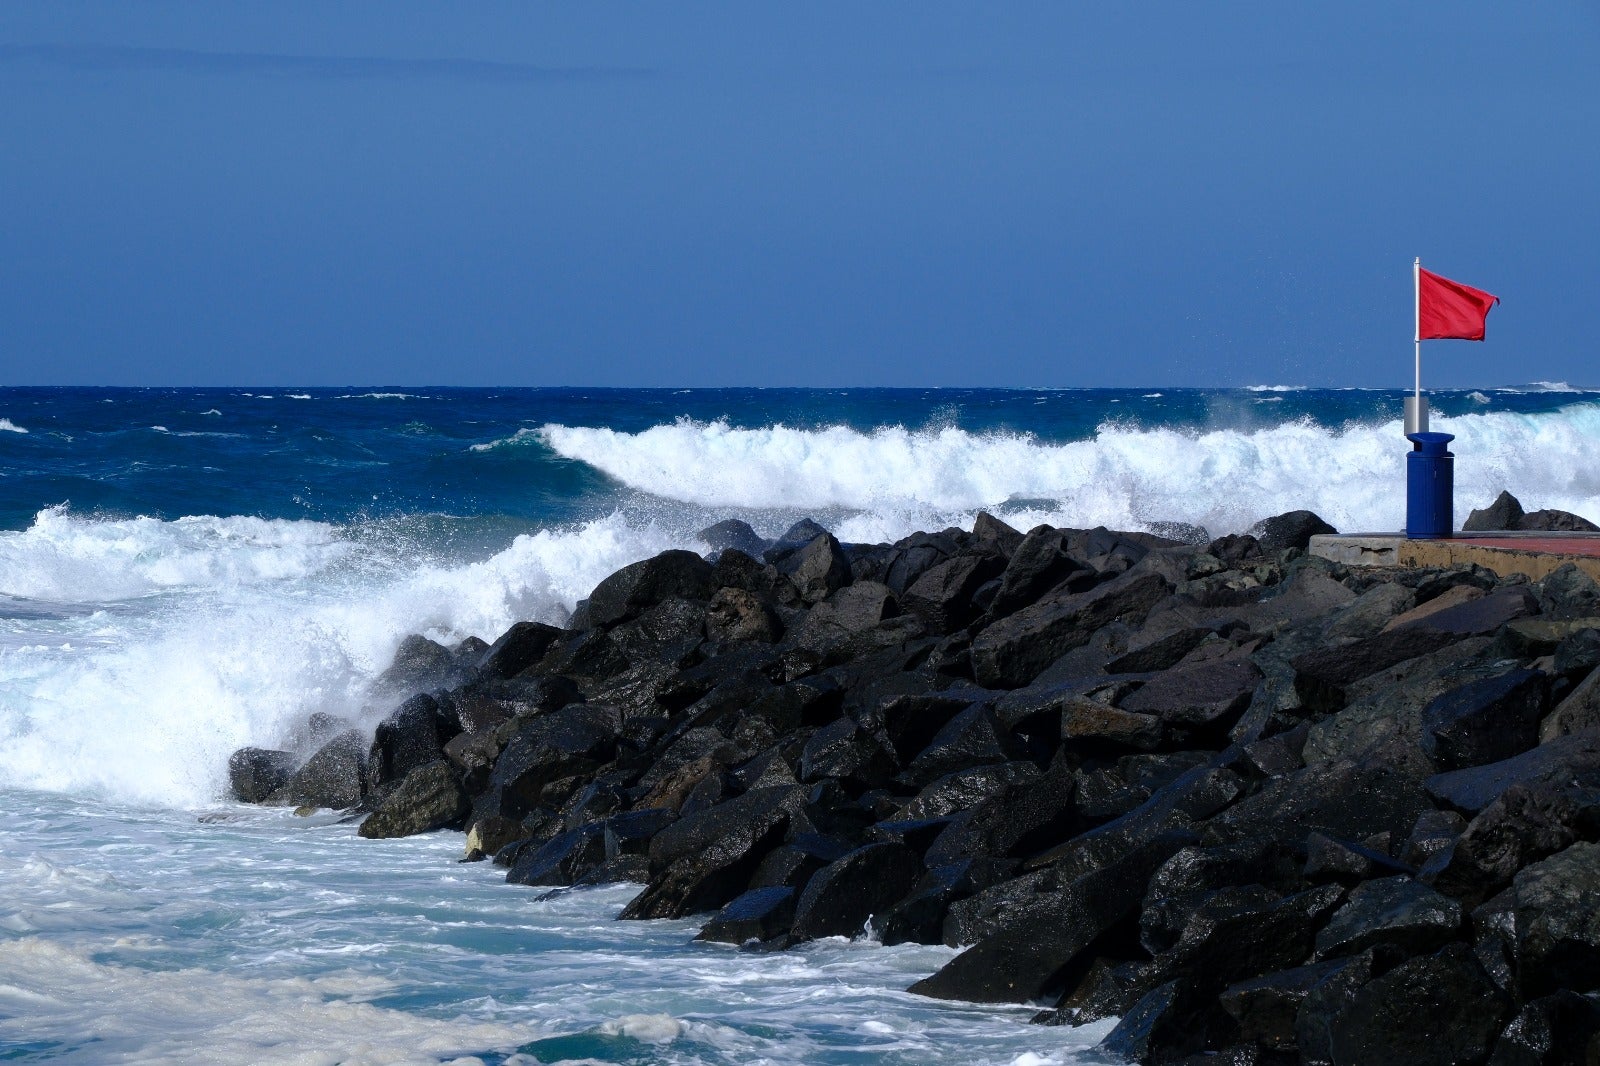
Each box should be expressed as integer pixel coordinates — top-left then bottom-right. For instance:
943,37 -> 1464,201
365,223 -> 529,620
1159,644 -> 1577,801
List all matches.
2,384 -> 1599,1064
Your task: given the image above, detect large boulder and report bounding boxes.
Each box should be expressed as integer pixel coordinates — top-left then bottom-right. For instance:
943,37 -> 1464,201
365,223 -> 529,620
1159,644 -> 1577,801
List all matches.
696,886 -> 796,944
278,729 -> 367,809
697,518 -> 769,558
621,785 -> 809,920
790,842 -> 923,941
775,532 -> 853,604
1512,841 -> 1600,1001
987,527 -> 1088,619
367,692 -> 461,790
1421,669 -> 1549,772
1250,509 -> 1337,552
1120,657 -> 1263,732
586,549 -> 716,627
1465,491 -> 1526,532
902,554 -> 1005,634
358,761 -> 469,839
481,704 -> 621,820
1425,729 -> 1600,814
1312,875 -> 1461,959
970,571 -> 1171,688
1327,943 -> 1510,1066
703,587 -> 782,643
228,747 -> 295,803
477,621 -> 563,679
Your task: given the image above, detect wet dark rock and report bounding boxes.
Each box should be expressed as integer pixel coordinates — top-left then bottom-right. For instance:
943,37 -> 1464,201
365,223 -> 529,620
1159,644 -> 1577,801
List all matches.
603,808 -> 677,860
877,859 -> 1015,946
1512,842 -> 1600,1001
697,518 -> 769,558
1542,670 -> 1600,743
1250,509 -> 1337,552
1488,991 -> 1600,1066
696,886 -> 797,944
972,511 -> 1025,556
608,598 -> 708,667
971,571 -> 1172,689
1038,957 -> 1161,1027
1302,832 -> 1415,885
1328,943 -> 1510,1066
1538,565 -> 1600,622
1425,729 -> 1600,814
894,762 -> 1041,821
1466,491 -> 1527,532
790,842 -> 923,941
228,747 -> 295,803
368,692 -> 460,790
1415,586 -> 1542,637
1152,883 -> 1346,1006
987,526 -> 1088,619
1121,657 -> 1263,731
910,828 -> 1195,1003
1139,839 -> 1308,955
798,717 -> 895,786
1403,808 -> 1467,868
1219,959 -> 1351,1053
749,833 -> 854,891
1205,750 -> 1434,852
478,621 -> 564,679
1106,626 -> 1215,674
763,519 -> 833,564
876,690 -> 985,765
1099,980 -> 1214,1064
774,532 -> 853,605
903,704 -> 1022,787
1062,698 -> 1165,752
922,766 -> 1077,867
1423,669 -> 1549,772
358,761 -> 469,839
902,554 -> 1005,634
376,633 -> 459,692
1552,626 -> 1600,679
483,704 -> 622,821
279,729 -> 367,809
1292,626 -> 1463,714
505,822 -> 607,886
587,549 -> 716,628
1428,783 -> 1594,906
1312,875 -> 1461,959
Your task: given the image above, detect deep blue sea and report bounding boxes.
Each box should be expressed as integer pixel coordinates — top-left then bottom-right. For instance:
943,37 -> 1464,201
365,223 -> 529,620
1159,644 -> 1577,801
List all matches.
3,385 -> 1599,1064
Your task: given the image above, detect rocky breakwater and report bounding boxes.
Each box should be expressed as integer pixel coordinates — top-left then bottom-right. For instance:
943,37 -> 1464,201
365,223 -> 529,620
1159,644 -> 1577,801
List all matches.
229,508 -> 1600,1065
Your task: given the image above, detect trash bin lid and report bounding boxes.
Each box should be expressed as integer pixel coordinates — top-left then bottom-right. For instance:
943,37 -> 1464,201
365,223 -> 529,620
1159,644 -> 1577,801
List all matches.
1405,431 -> 1455,455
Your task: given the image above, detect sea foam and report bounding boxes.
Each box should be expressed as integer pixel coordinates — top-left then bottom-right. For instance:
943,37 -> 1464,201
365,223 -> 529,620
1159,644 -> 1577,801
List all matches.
540,404 -> 1600,536
0,510 -> 683,806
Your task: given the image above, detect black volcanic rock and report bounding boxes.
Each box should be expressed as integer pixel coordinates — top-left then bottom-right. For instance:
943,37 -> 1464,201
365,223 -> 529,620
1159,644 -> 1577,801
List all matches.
1313,875 -> 1461,960
1327,943 -> 1510,1066
1465,490 -> 1526,532
586,549 -> 716,627
1422,669 -> 1549,772
228,747 -> 295,803
697,518 -> 769,558
359,760 -> 469,839
697,886 -> 797,944
478,621 -> 563,679
1512,842 -> 1600,1001
970,571 -> 1171,688
790,841 -> 923,941
1249,509 -> 1337,552
280,729 -> 366,809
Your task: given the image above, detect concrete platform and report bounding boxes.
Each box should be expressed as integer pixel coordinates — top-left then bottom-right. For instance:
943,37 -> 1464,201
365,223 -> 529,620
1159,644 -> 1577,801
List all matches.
1310,531 -> 1600,582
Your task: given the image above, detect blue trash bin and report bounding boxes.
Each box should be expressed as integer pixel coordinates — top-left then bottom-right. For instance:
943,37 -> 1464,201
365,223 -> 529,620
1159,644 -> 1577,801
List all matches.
1405,432 -> 1454,539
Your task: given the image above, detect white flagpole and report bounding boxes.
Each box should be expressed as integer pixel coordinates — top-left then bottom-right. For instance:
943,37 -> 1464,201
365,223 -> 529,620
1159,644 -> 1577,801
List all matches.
1414,257 -> 1422,406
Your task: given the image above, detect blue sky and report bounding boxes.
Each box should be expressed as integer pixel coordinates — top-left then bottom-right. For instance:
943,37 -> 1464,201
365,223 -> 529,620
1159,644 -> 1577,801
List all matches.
2,4 -> 1596,388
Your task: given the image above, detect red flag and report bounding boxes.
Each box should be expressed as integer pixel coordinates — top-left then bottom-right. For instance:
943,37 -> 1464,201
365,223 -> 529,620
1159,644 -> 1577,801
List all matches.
1418,267 -> 1499,341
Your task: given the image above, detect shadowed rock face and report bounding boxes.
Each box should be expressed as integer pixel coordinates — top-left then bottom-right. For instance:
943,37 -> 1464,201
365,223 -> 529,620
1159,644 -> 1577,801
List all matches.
225,504 -> 1600,1065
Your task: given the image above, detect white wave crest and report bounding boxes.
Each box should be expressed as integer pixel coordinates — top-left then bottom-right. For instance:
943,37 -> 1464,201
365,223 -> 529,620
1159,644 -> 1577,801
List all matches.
0,511 -> 683,806
0,507 -> 352,603
0,418 -> 28,433
542,405 -> 1600,536
470,427 -> 539,452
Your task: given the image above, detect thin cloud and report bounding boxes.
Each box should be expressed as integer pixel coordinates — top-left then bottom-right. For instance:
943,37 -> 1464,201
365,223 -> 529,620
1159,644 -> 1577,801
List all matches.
0,43 -> 655,84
